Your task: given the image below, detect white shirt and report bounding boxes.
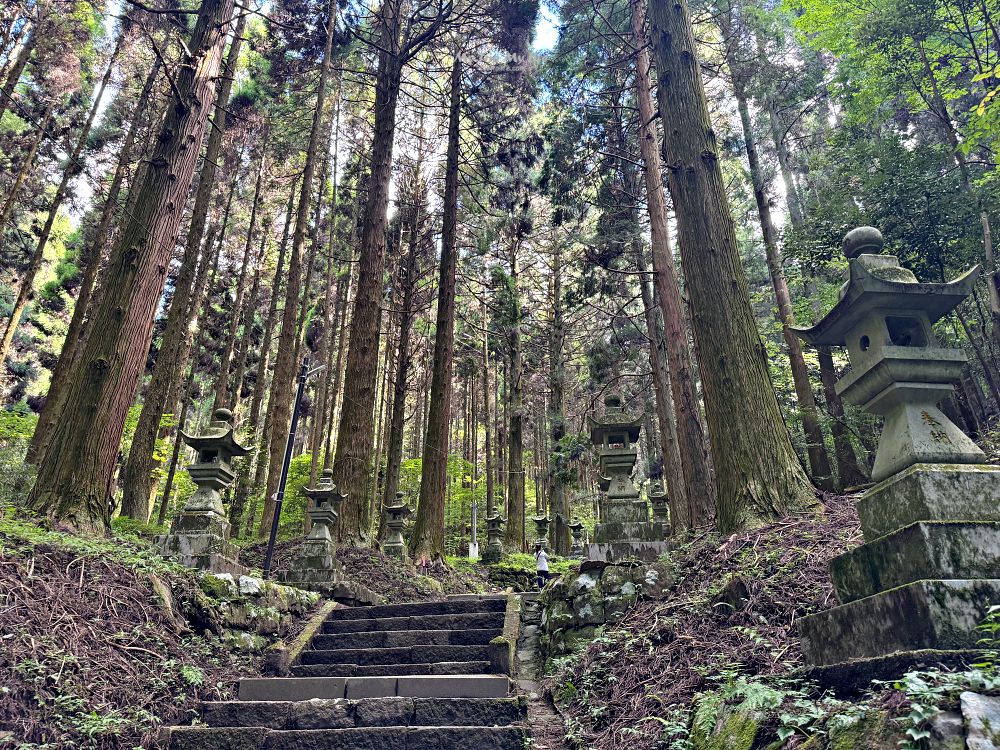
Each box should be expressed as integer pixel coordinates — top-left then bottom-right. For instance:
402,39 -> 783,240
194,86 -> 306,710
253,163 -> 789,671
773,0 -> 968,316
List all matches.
535,549 -> 549,573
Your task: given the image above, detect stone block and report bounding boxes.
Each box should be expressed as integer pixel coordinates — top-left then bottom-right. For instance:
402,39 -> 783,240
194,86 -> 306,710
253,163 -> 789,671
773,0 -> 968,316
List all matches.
831,521 -> 1000,602
799,579 -> 1000,666
346,677 -> 398,699
584,541 -> 669,563
396,675 -> 509,698
288,699 -> 354,729
200,701 -> 292,728
239,677 -> 347,701
165,726 -> 268,750
354,697 -> 414,726
960,691 -> 1000,750
594,521 -> 667,543
857,463 -> 1000,541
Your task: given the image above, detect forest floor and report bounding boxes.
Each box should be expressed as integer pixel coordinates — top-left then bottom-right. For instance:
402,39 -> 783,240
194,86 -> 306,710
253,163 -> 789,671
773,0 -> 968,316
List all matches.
544,494 -> 961,750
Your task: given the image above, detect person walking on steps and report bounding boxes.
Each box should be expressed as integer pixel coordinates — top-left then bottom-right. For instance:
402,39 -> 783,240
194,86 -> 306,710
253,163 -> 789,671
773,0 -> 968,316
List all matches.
535,542 -> 550,590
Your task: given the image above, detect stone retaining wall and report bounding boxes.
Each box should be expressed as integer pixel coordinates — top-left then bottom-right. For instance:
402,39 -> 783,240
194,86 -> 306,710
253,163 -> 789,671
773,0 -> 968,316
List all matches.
537,559 -> 673,661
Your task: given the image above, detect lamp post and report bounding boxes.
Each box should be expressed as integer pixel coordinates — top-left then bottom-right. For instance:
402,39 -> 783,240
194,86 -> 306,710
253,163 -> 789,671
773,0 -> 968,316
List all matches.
263,356 -> 326,579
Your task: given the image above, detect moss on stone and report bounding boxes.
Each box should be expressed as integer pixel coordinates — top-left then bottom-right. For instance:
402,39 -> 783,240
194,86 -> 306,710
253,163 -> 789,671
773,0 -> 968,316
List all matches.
692,710 -> 760,750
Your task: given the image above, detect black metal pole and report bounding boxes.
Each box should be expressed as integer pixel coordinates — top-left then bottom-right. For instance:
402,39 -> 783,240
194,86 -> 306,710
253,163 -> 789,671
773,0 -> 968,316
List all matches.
263,357 -> 310,579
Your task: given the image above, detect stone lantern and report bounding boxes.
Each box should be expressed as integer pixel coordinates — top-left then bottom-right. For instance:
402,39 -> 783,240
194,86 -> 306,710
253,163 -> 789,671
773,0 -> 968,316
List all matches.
481,513 -> 505,564
647,481 -> 670,538
382,493 -> 412,560
279,469 -> 346,595
568,519 -> 585,558
533,515 -> 551,550
792,227 -> 1000,683
157,408 -> 250,575
584,394 -> 669,562
794,226 -> 984,482
279,469 -> 347,593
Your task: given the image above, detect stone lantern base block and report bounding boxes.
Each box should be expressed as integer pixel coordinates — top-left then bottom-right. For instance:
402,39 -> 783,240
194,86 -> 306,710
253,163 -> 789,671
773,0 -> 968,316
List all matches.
869,399 -> 985,482
601,499 -> 649,524
584,540 -> 669,563
156,533 -> 247,576
481,544 -> 503,565
799,578 -> 1000,667
801,649 -> 985,694
594,521 -> 668,544
858,463 -> 1000,541
831,521 -> 1000,603
382,542 -> 407,561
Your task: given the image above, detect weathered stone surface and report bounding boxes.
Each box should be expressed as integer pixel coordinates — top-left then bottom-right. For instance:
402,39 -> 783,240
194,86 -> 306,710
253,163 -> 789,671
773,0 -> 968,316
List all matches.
928,709 -> 965,750
166,726 -> 268,750
799,579 -> 1000,666
261,728 -> 406,750
354,697 -> 414,726
200,701 -> 292,728
857,464 -> 1000,542
288,699 -> 354,729
692,708 -> 760,750
831,521 -> 1000,602
411,697 -> 527,727
961,692 -> 1000,750
583,541 -> 669,563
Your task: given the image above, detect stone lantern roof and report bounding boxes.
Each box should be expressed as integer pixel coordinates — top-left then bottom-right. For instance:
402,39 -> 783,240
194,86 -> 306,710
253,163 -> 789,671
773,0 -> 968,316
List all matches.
181,408 -> 251,460
587,394 -> 642,446
792,227 -> 980,348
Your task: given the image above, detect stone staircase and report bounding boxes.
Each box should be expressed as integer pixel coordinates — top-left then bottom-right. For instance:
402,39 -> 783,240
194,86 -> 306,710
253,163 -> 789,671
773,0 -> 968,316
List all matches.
163,595 -> 529,749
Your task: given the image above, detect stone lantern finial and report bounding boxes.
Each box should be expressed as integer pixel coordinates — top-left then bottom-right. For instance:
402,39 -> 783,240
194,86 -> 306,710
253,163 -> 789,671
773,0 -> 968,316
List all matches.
841,225 -> 884,259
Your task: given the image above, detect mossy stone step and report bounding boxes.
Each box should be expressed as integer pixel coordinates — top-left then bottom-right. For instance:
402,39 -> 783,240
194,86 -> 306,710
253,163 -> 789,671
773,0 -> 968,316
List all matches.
312,628 -> 502,650
301,644 -> 491,666
165,725 -> 528,750
199,697 -> 528,729
291,661 -> 491,678
238,675 -> 511,700
321,612 -> 505,634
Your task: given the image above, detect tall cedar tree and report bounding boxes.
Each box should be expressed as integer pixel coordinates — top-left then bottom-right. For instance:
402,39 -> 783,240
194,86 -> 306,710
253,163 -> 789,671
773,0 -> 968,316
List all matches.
411,53 -> 462,560
27,0 -> 236,533
647,0 -> 815,532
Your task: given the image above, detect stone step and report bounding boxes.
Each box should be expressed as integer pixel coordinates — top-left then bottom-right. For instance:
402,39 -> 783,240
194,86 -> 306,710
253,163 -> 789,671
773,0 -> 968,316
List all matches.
291,661 -> 491,678
301,644 -> 491,666
239,675 -> 510,701
326,597 -> 506,621
312,628 -> 501,650
165,725 -> 527,750
198,697 -> 527,729
322,611 -> 505,634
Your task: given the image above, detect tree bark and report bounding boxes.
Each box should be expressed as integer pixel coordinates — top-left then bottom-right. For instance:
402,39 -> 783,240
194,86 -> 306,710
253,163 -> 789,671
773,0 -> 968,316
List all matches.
118,15 -> 247,520
630,0 -> 714,527
723,34 -> 834,491
258,0 -> 337,538
648,0 -> 815,533
504,236 -> 526,551
27,0 -> 236,534
28,56 -> 163,466
411,54 -> 461,560
330,0 -> 404,544
548,243 -> 571,554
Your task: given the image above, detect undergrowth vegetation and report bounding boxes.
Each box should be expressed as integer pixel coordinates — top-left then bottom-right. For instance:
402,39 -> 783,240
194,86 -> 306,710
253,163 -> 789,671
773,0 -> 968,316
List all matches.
0,510 -> 303,749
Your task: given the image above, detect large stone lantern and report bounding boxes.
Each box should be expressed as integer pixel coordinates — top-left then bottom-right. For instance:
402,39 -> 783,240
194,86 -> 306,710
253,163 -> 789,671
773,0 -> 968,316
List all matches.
792,227 -> 1000,683
584,394 -> 669,562
157,408 -> 249,575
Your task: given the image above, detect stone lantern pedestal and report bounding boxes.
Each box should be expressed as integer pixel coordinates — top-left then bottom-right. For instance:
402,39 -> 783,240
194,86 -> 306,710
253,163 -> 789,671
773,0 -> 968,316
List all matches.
792,227 -> 1000,685
382,494 -> 412,560
157,409 -> 249,575
584,395 -> 670,562
481,514 -> 505,564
